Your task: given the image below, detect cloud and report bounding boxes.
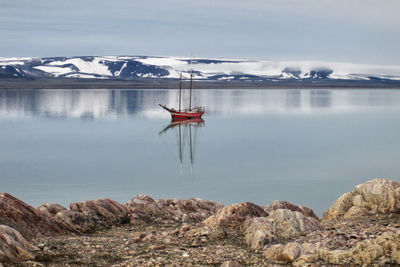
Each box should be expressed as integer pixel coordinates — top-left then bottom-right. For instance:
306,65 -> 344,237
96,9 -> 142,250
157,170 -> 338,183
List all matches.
0,0 -> 399,64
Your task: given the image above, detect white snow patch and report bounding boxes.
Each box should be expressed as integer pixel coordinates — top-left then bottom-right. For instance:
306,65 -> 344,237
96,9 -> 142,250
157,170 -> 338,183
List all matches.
219,76 -> 235,80
114,62 -> 127,76
0,61 -> 26,66
65,73 -> 108,79
140,73 -> 159,78
137,57 -> 188,67
49,58 -> 112,76
34,66 -> 74,77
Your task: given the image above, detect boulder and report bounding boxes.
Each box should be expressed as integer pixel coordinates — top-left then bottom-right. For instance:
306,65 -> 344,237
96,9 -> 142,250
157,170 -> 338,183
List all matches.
342,206 -> 371,219
265,242 -> 302,262
293,242 -> 322,266
267,209 -> 322,239
66,198 -> 129,231
156,197 -> 223,223
204,202 -> 267,229
199,202 -> 320,250
126,195 -> 223,225
0,193 -> 77,239
317,230 -> 400,265
0,225 -> 38,263
242,217 -> 277,249
242,209 -> 321,250
126,195 -> 166,225
323,178 -> 400,221
266,241 -> 322,264
220,260 -> 242,267
264,200 -> 319,220
37,203 -> 67,218
54,210 -> 102,233
265,230 -> 400,265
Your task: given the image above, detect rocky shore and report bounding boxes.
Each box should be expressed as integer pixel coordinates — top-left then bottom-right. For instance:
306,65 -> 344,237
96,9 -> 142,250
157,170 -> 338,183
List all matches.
1,178 -> 400,266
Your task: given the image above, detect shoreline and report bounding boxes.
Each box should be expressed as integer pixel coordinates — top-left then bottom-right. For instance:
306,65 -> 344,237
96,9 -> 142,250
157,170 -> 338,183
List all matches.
1,78 -> 400,89
1,178 -> 400,266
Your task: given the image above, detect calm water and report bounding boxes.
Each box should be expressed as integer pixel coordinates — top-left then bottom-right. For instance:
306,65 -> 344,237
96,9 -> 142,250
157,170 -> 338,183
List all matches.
1,89 -> 400,215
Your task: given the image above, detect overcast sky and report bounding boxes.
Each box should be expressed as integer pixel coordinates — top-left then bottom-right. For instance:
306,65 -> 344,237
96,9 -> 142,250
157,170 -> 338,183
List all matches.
1,0 -> 399,65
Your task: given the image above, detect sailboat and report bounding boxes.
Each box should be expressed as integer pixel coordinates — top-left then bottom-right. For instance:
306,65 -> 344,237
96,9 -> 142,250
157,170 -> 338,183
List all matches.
159,68 -> 205,120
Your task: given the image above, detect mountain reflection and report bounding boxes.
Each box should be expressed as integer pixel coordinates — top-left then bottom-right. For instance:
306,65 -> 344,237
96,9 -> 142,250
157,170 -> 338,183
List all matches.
0,89 -> 399,119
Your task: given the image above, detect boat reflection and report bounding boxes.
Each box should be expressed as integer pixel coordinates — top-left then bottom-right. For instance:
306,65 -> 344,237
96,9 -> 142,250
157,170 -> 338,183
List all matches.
159,118 -> 205,176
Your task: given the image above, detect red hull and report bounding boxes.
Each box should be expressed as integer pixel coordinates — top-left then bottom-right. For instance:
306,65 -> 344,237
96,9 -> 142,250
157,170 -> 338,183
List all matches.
159,104 -> 204,120
170,111 -> 204,120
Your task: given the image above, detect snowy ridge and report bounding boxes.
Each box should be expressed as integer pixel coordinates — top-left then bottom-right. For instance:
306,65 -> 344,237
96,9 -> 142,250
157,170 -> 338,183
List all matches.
1,56 -> 400,81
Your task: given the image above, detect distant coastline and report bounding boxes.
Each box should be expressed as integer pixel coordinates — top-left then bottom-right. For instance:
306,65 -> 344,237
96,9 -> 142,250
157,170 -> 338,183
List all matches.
1,77 -> 400,89
2,56 -> 400,89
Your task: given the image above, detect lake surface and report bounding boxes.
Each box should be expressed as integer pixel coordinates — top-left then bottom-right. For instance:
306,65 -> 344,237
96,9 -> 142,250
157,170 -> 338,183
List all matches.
1,88 -> 400,215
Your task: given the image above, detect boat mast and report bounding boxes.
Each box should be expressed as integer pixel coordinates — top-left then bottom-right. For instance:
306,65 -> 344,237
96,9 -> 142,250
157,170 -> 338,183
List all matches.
179,72 -> 182,112
189,58 -> 193,110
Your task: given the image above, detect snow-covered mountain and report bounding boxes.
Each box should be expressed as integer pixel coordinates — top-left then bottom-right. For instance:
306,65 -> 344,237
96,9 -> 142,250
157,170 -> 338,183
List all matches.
1,55 -> 400,82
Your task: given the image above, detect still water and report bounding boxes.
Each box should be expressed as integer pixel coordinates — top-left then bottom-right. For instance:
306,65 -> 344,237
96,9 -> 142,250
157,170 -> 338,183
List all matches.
0,89 -> 399,215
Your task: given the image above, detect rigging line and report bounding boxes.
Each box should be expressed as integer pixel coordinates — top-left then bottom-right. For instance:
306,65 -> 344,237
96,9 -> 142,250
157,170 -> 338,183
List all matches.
179,72 -> 182,112
189,56 -> 193,110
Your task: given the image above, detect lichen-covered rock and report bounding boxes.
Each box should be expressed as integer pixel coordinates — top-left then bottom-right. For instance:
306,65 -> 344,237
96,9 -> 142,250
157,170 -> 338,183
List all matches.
156,197 -> 223,223
242,208 -> 321,250
204,202 -> 267,228
268,229 -> 400,266
60,198 -> 130,232
71,198 -> 129,224
242,217 -> 277,249
343,206 -> 371,219
354,178 -> 400,213
54,210 -> 102,233
266,242 -> 322,264
318,231 -> 400,265
265,242 -> 302,262
126,195 -> 167,225
37,203 -> 67,218
267,209 -> 322,239
0,225 -> 38,263
220,260 -> 242,267
323,178 -> 400,221
126,195 -> 223,225
0,193 -> 77,239
183,225 -> 216,241
264,200 -> 319,220
293,242 -> 322,266
323,192 -> 353,221
200,202 -> 320,250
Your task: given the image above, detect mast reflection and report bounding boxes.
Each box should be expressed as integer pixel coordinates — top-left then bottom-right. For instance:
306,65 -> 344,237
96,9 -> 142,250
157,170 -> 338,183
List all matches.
159,118 -> 205,174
